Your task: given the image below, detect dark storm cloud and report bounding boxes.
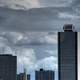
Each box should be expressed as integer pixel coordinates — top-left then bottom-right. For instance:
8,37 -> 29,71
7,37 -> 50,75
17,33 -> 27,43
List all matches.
71,0 -> 80,7
0,16 -> 6,23
0,7 -> 80,32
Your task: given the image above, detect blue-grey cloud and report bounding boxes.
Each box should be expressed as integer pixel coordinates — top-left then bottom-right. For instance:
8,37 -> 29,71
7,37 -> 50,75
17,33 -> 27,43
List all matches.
35,56 -> 57,70
71,0 -> 80,7
0,32 -> 57,45
0,0 -> 78,9
15,32 -> 57,46
0,7 -> 80,32
39,0 -> 74,7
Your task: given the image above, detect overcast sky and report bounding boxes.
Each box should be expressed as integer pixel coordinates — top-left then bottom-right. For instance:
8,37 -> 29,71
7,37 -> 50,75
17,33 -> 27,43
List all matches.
0,0 -> 80,80
0,0 -> 79,9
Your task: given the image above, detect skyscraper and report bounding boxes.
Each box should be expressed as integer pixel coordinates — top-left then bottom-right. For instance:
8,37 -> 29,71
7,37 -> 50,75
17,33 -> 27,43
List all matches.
17,69 -> 27,80
58,24 -> 77,80
17,73 -> 26,80
27,74 -> 30,80
35,69 -> 54,80
0,54 -> 17,80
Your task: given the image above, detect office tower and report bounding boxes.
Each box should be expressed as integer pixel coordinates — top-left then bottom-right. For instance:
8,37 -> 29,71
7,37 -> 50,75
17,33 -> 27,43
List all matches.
17,73 -> 26,80
58,24 -> 77,80
0,54 -> 17,80
35,69 -> 54,80
27,74 -> 30,80
17,68 -> 27,80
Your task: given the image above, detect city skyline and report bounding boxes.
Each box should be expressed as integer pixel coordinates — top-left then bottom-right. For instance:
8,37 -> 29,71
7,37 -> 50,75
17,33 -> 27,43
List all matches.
0,27 -> 79,80
0,0 -> 80,80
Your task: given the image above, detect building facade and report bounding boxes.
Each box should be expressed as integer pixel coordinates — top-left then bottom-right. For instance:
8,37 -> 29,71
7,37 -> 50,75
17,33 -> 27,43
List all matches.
35,69 -> 54,80
58,25 -> 77,80
17,73 -> 26,80
27,74 -> 30,80
17,68 -> 27,80
0,54 -> 17,80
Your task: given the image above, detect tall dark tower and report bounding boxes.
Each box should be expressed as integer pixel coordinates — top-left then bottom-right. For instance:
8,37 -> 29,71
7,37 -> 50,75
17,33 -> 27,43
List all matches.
58,24 -> 77,80
0,54 -> 17,80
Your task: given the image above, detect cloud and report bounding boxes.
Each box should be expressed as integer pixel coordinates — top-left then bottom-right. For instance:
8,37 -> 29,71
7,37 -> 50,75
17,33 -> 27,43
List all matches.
0,0 -> 40,9
0,7 -> 80,32
39,0 -> 74,7
43,33 -> 57,44
35,56 -> 58,70
15,32 -> 57,46
71,0 -> 80,7
0,36 -> 15,55
45,50 -> 55,54
0,0 -> 76,10
58,12 -> 80,19
3,32 -> 23,44
0,32 -> 57,46
16,48 -> 36,73
45,50 -> 57,56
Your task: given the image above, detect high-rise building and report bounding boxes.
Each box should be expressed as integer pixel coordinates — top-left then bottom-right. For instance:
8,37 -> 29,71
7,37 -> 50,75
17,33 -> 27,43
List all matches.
35,69 -> 54,80
17,73 -> 26,80
17,69 -> 27,80
58,24 -> 77,80
0,54 -> 17,80
27,74 -> 30,80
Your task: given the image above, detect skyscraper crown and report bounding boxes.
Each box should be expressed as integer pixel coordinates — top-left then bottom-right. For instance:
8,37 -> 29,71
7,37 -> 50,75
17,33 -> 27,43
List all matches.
63,24 -> 74,31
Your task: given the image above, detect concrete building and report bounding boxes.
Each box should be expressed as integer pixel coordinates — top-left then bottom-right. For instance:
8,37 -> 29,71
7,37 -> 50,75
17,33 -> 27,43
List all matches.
58,24 -> 77,80
35,69 -> 54,80
0,54 -> 17,80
